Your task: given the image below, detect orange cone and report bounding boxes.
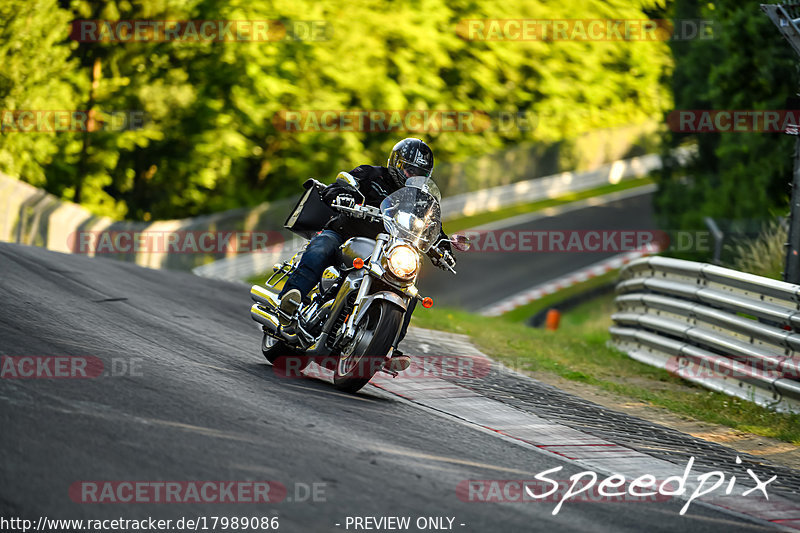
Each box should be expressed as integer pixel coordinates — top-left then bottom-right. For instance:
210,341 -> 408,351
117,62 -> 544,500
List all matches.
545,309 -> 561,331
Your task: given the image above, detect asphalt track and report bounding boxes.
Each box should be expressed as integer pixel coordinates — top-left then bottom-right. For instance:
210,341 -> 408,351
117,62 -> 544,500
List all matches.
419,190 -> 657,310
0,242 -> 782,532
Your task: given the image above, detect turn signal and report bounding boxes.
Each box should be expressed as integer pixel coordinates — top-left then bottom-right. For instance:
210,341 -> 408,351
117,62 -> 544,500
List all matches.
353,257 -> 364,269
422,297 -> 433,308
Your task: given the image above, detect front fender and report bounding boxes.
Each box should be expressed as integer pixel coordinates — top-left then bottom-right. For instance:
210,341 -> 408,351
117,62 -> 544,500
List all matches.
353,291 -> 408,327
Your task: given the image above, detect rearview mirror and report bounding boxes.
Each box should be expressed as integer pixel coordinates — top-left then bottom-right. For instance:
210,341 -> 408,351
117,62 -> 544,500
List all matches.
336,171 -> 358,188
335,171 -> 365,203
451,234 -> 471,252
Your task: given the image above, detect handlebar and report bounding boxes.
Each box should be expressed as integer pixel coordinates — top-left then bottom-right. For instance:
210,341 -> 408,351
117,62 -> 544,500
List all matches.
331,202 -> 382,221
429,245 -> 457,274
332,199 -> 457,273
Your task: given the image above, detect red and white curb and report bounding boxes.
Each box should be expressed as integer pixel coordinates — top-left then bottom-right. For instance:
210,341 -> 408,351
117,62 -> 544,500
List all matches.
477,243 -> 661,317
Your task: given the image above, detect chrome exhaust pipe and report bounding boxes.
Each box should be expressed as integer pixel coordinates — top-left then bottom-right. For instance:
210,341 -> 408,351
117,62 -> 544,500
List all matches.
251,284 -> 280,309
250,285 -> 330,351
250,304 -> 280,334
250,303 -> 300,343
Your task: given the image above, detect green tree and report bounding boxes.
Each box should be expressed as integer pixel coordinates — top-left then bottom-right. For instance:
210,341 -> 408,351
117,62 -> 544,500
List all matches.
657,0 -> 798,256
2,0 -> 674,221
0,0 -> 78,188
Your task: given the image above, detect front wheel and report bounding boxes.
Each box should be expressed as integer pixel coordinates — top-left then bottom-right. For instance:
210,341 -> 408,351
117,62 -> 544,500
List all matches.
333,301 -> 403,393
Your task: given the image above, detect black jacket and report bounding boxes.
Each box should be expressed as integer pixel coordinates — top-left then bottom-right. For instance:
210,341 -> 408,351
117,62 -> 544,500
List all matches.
321,164 -> 450,255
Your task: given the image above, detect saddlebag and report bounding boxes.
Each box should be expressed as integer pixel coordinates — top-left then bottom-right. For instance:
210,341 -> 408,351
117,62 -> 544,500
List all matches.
284,178 -> 336,239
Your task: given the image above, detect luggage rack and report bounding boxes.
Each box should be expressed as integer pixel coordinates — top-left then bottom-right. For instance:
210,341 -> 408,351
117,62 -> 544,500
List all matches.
265,246 -> 307,287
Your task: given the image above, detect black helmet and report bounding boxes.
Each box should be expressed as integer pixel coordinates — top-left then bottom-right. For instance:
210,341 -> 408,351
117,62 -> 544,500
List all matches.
387,138 -> 434,188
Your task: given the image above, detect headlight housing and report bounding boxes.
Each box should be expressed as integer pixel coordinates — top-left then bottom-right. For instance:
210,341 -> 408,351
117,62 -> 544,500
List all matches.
386,244 -> 419,280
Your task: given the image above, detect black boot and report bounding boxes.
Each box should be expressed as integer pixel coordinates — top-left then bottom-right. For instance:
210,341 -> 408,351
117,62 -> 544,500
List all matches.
385,348 -> 411,372
278,289 -> 302,326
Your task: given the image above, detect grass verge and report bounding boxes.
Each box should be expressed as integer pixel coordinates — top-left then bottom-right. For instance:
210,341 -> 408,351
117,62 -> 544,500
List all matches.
411,294 -> 800,445
500,269 -> 618,324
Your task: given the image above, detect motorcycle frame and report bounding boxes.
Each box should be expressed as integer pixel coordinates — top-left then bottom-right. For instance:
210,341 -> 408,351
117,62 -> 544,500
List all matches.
251,232 -> 415,360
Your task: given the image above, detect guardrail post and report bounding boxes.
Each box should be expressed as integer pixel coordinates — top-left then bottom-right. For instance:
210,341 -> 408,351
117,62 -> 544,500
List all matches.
703,216 -> 724,265
787,136 -> 800,282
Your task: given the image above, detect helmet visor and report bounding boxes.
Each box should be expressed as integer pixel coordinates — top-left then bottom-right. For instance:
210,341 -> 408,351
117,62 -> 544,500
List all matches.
395,158 -> 432,178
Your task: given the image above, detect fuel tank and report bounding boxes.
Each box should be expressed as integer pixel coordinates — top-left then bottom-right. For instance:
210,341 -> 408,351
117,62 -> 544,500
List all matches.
337,237 -> 375,270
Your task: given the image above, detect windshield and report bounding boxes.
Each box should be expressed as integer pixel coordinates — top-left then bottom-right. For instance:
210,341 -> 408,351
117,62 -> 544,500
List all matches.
403,176 -> 441,203
380,182 -> 442,253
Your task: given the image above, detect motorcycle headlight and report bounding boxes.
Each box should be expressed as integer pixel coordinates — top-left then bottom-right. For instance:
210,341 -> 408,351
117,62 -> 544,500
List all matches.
387,245 -> 419,280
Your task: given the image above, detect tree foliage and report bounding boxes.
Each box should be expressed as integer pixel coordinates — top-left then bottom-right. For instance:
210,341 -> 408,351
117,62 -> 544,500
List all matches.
657,0 -> 798,244
2,0 -> 671,220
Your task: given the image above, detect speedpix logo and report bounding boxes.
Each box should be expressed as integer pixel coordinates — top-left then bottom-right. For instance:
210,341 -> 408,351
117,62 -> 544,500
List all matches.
458,457 -> 776,516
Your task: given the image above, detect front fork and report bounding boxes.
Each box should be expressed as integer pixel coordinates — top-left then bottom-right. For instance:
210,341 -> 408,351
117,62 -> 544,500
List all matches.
341,233 -> 422,370
343,234 -> 389,340
393,297 -> 416,351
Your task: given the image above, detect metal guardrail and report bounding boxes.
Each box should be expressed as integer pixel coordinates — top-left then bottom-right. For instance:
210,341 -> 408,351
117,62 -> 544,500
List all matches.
610,256 -> 800,413
0,170 -> 297,272
439,146 -> 693,221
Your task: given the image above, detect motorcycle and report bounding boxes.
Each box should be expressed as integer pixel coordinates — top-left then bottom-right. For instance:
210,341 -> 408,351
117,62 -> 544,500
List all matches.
249,174 -> 469,393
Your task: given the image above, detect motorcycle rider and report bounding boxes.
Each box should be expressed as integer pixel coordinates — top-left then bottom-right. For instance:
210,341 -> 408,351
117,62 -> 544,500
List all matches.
277,138 -> 455,370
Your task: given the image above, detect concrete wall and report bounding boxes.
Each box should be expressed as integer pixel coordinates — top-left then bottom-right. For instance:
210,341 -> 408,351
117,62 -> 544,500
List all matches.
0,173 -> 298,271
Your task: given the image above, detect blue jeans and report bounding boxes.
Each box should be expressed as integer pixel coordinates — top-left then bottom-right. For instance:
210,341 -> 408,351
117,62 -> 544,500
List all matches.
279,230 -> 345,299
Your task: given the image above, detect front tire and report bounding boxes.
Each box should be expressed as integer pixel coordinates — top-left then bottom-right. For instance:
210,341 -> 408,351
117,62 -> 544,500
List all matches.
333,301 -> 403,393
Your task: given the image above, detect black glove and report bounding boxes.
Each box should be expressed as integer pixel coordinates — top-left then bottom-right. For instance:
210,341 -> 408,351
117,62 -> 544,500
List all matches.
439,238 -> 453,256
430,249 -> 456,271
441,250 -> 456,270
321,182 -> 358,206
331,194 -> 356,208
